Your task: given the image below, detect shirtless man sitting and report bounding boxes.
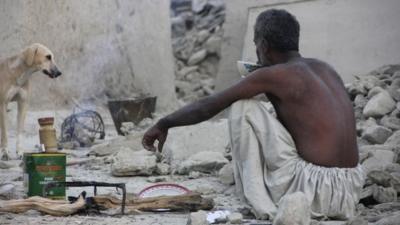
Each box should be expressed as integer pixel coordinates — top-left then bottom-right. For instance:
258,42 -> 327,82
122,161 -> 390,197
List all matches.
142,9 -> 365,220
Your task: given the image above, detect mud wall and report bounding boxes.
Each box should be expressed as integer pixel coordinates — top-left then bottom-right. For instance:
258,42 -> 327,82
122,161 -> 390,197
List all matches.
0,0 -> 177,110
216,0 -> 400,90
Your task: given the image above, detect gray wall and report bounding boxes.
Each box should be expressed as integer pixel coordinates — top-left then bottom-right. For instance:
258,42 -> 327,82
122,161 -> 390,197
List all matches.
0,0 -> 177,110
216,0 -> 400,90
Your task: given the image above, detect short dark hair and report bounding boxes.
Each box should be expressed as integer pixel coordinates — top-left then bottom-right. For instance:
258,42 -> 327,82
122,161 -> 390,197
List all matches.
254,9 -> 300,52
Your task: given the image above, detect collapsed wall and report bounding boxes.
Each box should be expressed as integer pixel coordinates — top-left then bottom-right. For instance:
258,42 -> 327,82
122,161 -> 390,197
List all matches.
170,0 -> 225,103
0,0 -> 177,110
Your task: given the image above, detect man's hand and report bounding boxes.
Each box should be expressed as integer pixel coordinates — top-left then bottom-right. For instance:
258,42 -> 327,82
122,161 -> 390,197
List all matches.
142,123 -> 168,152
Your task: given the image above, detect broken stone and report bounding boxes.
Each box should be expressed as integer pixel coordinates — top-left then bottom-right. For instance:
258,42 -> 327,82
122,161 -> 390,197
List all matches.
361,149 -> 396,173
363,90 -> 396,118
0,161 -> 14,169
196,29 -> 211,43
188,171 -> 202,179
178,151 -> 229,174
155,163 -> 170,175
362,125 -> 392,144
367,86 -> 385,98
354,94 -> 368,109
346,217 -> 368,225
111,149 -> 157,176
367,170 -> 393,187
147,176 -> 167,183
347,82 -> 366,98
384,130 -> 400,146
227,212 -> 243,224
387,78 -> 400,101
177,66 -> 198,78
372,185 -> 397,203
273,192 -> 311,225
205,35 -> 222,54
218,163 -> 234,185
356,117 -> 377,134
189,210 -> 209,225
374,213 -> 400,225
390,172 -> 400,192
380,116 -> 400,130
0,183 -> 16,200
187,49 -> 207,66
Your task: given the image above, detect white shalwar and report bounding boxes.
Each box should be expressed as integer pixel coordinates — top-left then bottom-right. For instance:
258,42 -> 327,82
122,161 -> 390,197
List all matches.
228,99 -> 365,220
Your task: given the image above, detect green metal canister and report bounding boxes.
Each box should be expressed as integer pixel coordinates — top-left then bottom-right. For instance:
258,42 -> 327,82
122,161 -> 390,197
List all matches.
23,153 -> 66,199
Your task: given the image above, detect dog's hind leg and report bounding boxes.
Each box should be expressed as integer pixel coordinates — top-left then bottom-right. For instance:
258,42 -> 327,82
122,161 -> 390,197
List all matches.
16,98 -> 28,159
0,103 -> 10,160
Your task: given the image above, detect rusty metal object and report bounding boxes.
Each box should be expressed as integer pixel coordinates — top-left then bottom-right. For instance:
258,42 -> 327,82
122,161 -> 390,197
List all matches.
108,97 -> 157,135
43,181 -> 126,214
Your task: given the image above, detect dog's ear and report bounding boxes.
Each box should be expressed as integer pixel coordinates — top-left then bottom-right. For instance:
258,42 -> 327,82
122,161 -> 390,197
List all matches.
23,45 -> 38,66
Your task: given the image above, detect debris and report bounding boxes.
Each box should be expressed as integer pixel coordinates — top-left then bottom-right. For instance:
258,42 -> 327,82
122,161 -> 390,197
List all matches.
111,149 -> 157,176
0,183 -> 16,200
273,192 -> 311,225
372,185 -> 397,203
178,151 -> 229,174
0,192 -> 86,216
363,90 -> 396,117
362,125 -> 392,144
218,163 -> 234,185
155,163 -> 171,175
190,210 -> 210,225
227,212 -> 243,224
0,161 -> 14,169
206,210 -> 230,224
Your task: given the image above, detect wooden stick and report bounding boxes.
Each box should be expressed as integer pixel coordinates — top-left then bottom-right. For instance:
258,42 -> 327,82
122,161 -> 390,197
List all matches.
0,194 -> 85,216
93,193 -> 214,212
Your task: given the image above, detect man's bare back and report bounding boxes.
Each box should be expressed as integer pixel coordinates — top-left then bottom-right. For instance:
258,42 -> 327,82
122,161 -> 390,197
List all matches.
265,58 -> 358,167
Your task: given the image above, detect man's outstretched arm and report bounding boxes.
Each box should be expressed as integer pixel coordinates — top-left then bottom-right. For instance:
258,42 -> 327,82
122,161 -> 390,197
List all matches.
142,66 -> 286,151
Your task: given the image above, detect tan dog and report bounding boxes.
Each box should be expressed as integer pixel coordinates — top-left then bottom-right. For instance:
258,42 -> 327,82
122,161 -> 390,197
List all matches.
0,43 -> 61,160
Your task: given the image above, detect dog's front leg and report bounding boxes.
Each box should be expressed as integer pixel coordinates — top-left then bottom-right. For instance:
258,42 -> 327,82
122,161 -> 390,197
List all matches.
0,103 -> 10,160
17,99 -> 28,159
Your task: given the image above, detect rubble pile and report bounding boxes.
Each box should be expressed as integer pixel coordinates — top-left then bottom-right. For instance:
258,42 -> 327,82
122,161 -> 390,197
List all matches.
170,0 -> 225,103
346,64 -> 400,222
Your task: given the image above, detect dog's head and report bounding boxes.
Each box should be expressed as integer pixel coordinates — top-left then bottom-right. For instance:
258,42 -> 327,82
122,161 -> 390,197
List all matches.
23,43 -> 62,78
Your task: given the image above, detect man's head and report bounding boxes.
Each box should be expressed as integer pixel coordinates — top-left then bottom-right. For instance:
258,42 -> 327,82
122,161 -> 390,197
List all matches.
254,9 -> 300,65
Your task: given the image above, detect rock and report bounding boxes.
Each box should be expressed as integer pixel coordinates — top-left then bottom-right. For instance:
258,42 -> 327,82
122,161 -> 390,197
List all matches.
380,116 -> 400,130
361,149 -> 396,173
227,212 -> 243,224
374,64 -> 400,75
362,126 -> 392,144
189,210 -> 209,225
362,125 -> 392,144
171,16 -> 186,37
155,163 -> 170,175
385,163 -> 400,173
187,49 -> 207,66
273,192 -> 311,225
178,66 -> 198,78
163,119 -> 229,169
385,130 -> 400,146
367,86 -> 385,98
88,133 -> 144,156
111,149 -> 157,176
372,185 -> 397,203
196,29 -> 211,43
387,78 -> 400,101
0,183 -> 16,200
374,213 -> 400,225
205,35 -> 222,54
356,118 -> 377,134
147,176 -> 167,183
218,163 -> 234,185
367,170 -> 393,187
188,171 -> 202,179
347,82 -> 366,98
178,151 -> 229,174
354,94 -> 368,109
390,172 -> 400,192
363,90 -> 396,118
346,217 -> 368,225
0,161 -> 14,169
192,0 -> 208,13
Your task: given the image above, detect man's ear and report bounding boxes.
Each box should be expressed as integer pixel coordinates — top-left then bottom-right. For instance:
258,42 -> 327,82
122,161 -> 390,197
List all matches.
23,45 -> 38,66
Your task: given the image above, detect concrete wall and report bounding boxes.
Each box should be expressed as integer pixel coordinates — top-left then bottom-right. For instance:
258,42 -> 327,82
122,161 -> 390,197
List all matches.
0,0 -> 177,110
216,0 -> 400,90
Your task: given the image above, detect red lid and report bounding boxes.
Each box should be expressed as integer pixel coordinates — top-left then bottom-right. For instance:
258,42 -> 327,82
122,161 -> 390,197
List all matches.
38,117 -> 54,125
